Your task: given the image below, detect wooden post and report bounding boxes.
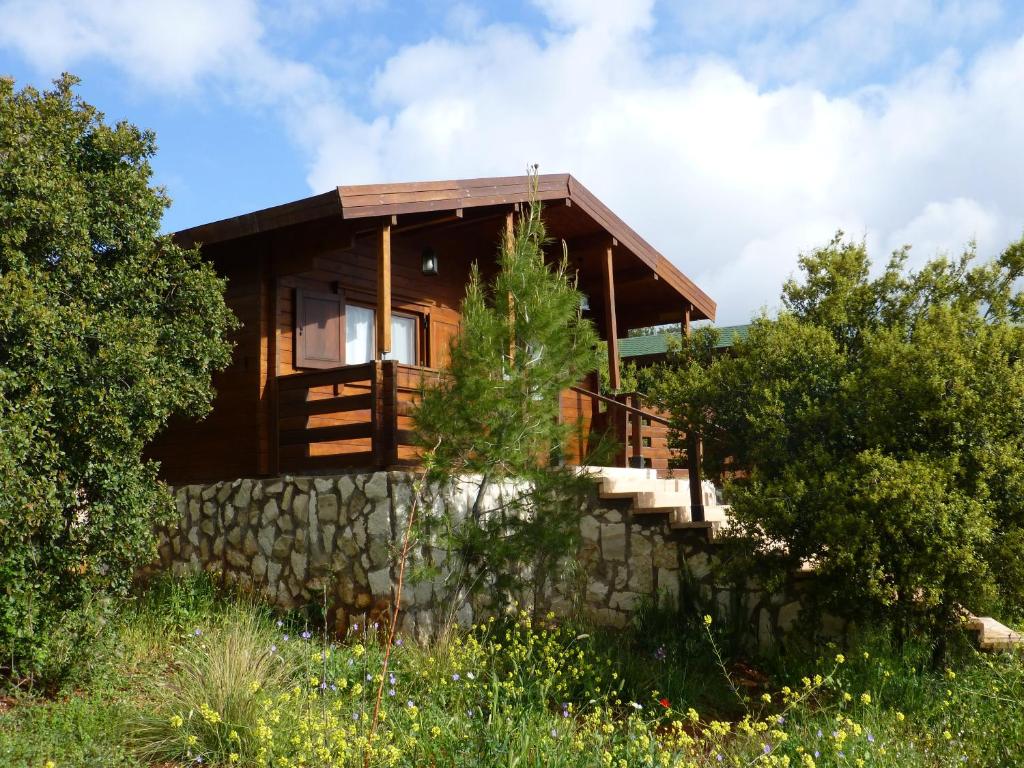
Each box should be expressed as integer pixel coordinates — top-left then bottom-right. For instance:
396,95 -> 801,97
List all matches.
505,210 -> 516,364
376,221 -> 392,359
682,302 -> 704,519
629,392 -> 643,468
602,243 -> 620,391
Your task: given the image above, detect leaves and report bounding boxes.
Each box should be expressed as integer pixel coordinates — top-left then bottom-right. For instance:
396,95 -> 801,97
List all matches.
651,232 -> 1024,636
0,75 -> 236,682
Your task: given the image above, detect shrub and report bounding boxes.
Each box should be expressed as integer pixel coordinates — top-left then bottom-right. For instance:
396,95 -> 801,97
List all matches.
0,75 -> 235,685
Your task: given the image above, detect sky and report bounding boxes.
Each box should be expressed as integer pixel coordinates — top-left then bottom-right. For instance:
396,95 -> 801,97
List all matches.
2,0 -> 1023,325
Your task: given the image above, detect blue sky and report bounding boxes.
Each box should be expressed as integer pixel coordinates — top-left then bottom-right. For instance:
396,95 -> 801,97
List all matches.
2,0 -> 1024,323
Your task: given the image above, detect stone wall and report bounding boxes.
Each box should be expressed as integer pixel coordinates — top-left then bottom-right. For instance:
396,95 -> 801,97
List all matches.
157,472 -> 809,645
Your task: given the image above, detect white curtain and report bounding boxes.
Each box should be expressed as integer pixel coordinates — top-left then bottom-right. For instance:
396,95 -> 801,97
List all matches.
346,305 -> 375,364
387,315 -> 416,365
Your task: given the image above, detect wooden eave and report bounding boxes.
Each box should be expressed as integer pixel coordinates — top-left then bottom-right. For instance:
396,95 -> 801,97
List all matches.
173,173 -> 716,321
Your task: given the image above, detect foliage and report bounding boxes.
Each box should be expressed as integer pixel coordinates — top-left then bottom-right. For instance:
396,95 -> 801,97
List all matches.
413,171 -> 606,613
0,75 -> 236,684
649,232 -> 1024,637
5,575 -> 1023,767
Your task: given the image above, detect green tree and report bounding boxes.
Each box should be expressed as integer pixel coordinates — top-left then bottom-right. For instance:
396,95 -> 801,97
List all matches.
650,233 -> 1024,639
413,174 -> 607,612
0,76 -> 236,682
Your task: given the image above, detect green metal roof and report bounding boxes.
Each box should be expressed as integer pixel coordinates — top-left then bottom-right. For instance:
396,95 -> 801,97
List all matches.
618,324 -> 750,359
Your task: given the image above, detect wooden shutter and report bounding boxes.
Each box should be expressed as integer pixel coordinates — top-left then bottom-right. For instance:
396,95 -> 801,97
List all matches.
295,288 -> 344,369
429,314 -> 460,369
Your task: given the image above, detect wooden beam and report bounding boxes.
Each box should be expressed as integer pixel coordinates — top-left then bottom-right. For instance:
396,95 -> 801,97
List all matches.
603,243 -> 620,391
376,221 -> 392,358
681,301 -> 703,518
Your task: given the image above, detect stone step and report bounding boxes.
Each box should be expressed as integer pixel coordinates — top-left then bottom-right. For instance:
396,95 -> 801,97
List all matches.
598,478 -> 677,499
634,490 -> 692,510
966,615 -> 1023,651
583,466 -> 659,482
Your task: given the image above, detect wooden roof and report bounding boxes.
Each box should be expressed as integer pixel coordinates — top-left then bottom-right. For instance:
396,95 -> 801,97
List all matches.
174,174 -> 716,321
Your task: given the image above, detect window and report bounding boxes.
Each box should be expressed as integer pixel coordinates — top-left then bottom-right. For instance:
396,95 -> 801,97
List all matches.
346,304 -> 375,365
387,314 -> 417,365
293,287 -> 420,368
343,304 -> 419,366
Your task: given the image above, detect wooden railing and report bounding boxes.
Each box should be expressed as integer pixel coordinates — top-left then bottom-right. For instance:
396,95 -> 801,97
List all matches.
277,360 -> 437,473
567,385 -> 675,471
276,363 -> 679,475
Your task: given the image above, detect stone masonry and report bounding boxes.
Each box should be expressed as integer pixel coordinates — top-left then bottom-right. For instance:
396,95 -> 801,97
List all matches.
157,472 -> 808,646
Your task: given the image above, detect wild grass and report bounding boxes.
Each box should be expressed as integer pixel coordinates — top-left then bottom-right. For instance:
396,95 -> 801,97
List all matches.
1,573 -> 1022,767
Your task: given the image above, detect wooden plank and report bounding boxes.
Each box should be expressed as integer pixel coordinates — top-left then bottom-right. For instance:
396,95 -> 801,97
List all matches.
279,422 -> 375,446
277,362 -> 376,390
281,451 -> 378,472
278,393 -> 374,418
377,222 -> 391,357
602,243 -> 620,391
340,187 -> 567,220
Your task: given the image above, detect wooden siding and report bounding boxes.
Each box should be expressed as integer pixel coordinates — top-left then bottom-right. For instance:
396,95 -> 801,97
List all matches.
147,239 -> 266,484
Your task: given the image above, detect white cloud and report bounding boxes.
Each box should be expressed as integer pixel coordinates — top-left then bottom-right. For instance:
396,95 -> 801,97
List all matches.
2,0 -> 1023,324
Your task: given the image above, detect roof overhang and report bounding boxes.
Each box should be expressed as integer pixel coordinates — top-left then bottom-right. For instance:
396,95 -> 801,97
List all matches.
173,173 -> 716,321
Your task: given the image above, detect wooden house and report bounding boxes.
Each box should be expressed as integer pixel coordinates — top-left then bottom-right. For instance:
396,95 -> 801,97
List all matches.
147,174 -> 716,486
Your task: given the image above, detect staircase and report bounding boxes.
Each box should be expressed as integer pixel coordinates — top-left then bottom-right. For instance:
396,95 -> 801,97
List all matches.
587,466 -> 731,535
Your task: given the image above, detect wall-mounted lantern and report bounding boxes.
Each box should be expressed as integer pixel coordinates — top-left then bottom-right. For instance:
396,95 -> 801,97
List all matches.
421,246 -> 439,276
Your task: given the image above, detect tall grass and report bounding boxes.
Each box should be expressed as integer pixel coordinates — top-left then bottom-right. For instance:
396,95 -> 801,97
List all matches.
130,606 -> 293,765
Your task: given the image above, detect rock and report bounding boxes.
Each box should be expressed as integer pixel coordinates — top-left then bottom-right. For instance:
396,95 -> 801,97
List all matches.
264,480 -> 284,494
243,530 -> 259,557
202,501 -> 217,519
253,553 -> 267,580
267,560 -> 282,585
580,515 -> 600,542
778,601 -> 801,633
216,483 -> 233,503
355,592 -> 372,609
364,472 -> 388,501
262,499 -> 279,525
234,479 -> 253,509
226,526 -> 242,546
609,591 -> 639,612
227,548 -> 248,569
290,550 -> 307,581
200,519 -> 215,536
272,534 -> 294,560
258,525 -> 275,556
314,477 -> 333,493
601,528 -> 627,560
587,580 -> 609,603
295,477 -> 312,492
223,504 -> 236,526
321,524 -> 336,553
278,513 -> 293,532
317,493 -> 339,523
368,537 -> 390,567
686,551 -> 712,581
367,500 -> 390,536
282,485 -> 294,511
293,493 -> 309,520
631,535 -> 652,560
188,526 -> 200,546
338,474 -> 355,499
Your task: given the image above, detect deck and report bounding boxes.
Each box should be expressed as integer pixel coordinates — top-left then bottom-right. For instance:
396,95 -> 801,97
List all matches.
274,362 -> 678,474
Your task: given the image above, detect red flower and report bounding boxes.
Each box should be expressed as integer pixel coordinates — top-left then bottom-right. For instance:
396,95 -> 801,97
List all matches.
658,697 -> 670,709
